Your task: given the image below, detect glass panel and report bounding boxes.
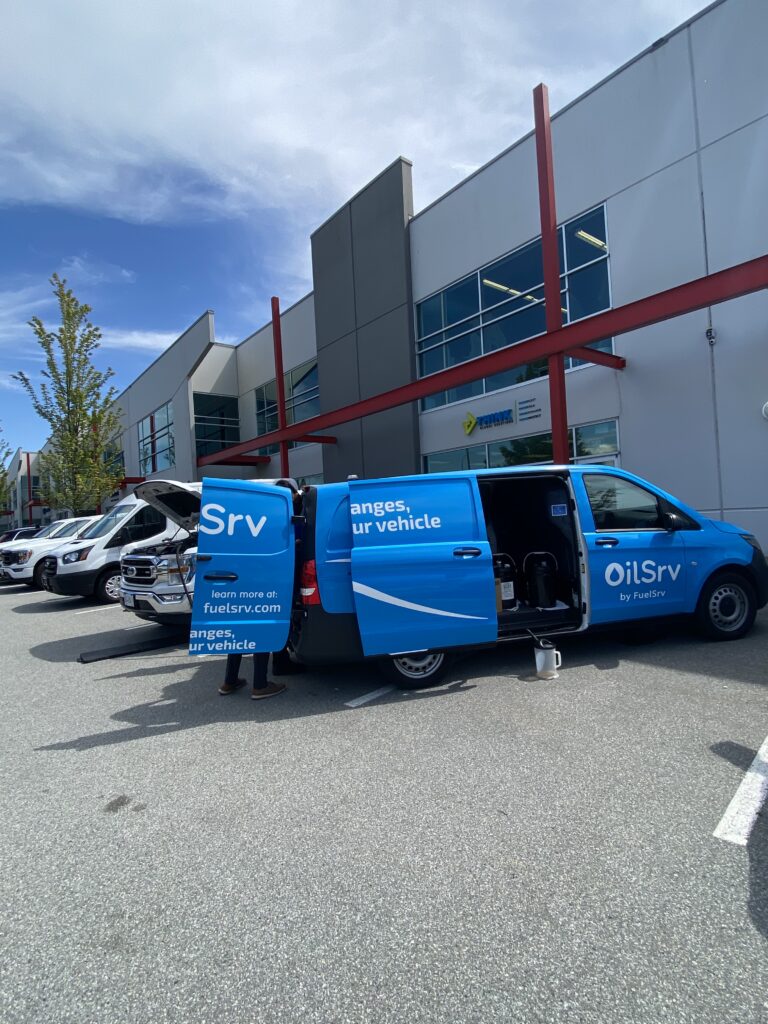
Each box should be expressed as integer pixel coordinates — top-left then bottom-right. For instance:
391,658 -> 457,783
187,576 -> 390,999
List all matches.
154,404 -> 171,430
417,294 -> 443,338
488,432 -> 553,467
422,391 -> 446,412
290,360 -> 318,396
565,207 -> 608,270
481,287 -> 545,322
445,379 -> 484,405
419,346 -> 445,377
194,393 -> 239,419
424,448 -> 469,473
445,316 -> 480,339
483,303 -> 546,353
484,358 -> 548,395
155,448 -> 174,472
443,276 -> 479,326
573,420 -> 618,458
444,330 -> 481,368
81,504 -> 133,540
138,416 -> 150,440
567,260 -> 610,321
481,240 -> 543,310
290,394 -> 321,424
583,475 -> 662,530
467,444 -> 488,469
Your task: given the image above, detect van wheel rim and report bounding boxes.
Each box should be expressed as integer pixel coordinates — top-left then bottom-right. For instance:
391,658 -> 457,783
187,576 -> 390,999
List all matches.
709,583 -> 748,632
104,575 -> 121,601
393,652 -> 444,679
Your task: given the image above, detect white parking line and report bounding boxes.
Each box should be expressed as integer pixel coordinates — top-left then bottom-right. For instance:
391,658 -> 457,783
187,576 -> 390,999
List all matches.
74,606 -> 121,615
344,686 -> 395,708
713,735 -> 768,846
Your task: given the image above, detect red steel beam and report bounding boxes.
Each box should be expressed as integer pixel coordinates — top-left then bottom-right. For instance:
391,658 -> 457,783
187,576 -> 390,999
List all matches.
534,83 -> 569,464
569,347 -> 626,369
271,296 -> 290,478
294,434 -> 337,445
198,253 -> 768,466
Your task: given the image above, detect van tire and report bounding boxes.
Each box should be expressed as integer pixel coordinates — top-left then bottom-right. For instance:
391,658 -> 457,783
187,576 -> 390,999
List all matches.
96,567 -> 122,604
378,651 -> 453,689
695,572 -> 756,641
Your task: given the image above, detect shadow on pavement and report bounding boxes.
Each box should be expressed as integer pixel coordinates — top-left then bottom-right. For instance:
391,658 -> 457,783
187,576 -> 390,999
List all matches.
711,740 -> 767,940
34,661 -> 474,754
12,597 -> 95,614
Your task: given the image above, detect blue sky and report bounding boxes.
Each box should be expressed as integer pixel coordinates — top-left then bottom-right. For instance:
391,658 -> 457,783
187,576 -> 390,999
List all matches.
0,0 -> 705,454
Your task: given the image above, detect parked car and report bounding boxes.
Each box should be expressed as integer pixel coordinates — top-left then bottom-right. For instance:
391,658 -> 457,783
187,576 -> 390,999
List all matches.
0,517 -> 100,588
0,526 -> 41,545
189,466 -> 768,687
41,491 -> 190,603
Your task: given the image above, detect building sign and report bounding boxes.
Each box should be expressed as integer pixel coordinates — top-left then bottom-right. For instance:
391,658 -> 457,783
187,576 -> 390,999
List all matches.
462,397 -> 542,436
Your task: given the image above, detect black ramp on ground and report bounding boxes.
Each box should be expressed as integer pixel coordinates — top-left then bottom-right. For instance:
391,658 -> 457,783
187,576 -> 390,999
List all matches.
78,631 -> 188,664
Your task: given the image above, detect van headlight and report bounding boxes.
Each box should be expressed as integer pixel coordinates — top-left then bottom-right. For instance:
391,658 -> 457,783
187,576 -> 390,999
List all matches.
740,534 -> 764,555
63,547 -> 94,564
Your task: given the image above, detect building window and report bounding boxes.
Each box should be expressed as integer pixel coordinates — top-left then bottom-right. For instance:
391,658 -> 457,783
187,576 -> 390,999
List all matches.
253,359 -> 320,456
423,419 -> 619,473
194,393 -> 240,458
138,402 -> 174,475
416,206 -> 612,410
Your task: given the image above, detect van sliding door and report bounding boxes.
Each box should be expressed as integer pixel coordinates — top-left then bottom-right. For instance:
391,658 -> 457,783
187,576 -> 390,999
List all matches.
348,474 -> 497,657
189,478 -> 295,656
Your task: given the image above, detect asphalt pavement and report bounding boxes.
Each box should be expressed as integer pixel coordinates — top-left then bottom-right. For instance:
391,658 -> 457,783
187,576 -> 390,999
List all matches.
0,582 -> 766,1023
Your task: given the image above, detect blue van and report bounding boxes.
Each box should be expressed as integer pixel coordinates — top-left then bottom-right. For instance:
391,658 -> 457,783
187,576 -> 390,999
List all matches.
188,466 -> 768,687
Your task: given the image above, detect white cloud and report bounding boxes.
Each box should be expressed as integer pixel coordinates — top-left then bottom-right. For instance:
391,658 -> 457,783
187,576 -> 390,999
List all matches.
97,328 -> 181,353
59,255 -> 136,286
0,0 -> 707,234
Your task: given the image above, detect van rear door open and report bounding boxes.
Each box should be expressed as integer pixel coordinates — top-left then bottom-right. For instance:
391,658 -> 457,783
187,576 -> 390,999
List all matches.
189,478 -> 295,656
348,474 -> 497,657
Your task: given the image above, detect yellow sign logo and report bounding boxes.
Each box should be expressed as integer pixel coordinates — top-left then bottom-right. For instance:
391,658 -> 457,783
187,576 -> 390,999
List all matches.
463,412 -> 477,436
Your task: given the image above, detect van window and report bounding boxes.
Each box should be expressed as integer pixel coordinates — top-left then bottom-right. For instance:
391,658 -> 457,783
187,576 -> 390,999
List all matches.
125,506 -> 166,543
54,519 -> 88,538
584,475 -> 662,531
81,504 -> 133,540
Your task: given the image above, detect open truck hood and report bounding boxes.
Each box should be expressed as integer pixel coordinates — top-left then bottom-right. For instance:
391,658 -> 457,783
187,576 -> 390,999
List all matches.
133,480 -> 203,532
134,477 -> 299,532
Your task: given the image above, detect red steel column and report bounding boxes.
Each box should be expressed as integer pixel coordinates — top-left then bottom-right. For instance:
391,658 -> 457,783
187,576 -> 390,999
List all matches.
26,451 -> 33,526
270,296 -> 290,478
533,83 -> 570,464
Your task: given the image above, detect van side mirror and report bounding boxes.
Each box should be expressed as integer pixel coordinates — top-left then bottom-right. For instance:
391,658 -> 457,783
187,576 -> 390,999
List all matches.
661,510 -> 682,532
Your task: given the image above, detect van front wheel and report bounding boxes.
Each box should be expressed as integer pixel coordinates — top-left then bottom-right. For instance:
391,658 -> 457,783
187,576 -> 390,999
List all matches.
96,567 -> 122,604
378,651 -> 453,689
695,572 -> 756,641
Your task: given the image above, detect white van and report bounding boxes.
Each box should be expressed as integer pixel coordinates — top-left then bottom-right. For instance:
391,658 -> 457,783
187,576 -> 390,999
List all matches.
41,493 -> 189,603
0,517 -> 99,588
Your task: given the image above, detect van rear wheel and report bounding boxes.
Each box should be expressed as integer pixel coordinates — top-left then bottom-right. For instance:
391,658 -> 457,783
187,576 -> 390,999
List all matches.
695,572 -> 756,641
378,651 -> 453,689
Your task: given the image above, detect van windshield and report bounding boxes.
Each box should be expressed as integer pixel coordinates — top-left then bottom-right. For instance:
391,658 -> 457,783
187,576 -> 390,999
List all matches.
53,519 -> 90,539
80,505 -> 133,540
28,523 -> 60,539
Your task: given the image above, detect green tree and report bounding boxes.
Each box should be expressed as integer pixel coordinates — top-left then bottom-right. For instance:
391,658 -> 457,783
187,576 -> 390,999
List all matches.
0,423 -> 12,512
13,274 -> 124,514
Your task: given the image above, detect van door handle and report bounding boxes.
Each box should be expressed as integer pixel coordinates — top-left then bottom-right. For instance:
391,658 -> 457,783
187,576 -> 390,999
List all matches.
453,547 -> 482,558
203,572 -> 239,581
596,538 -> 619,547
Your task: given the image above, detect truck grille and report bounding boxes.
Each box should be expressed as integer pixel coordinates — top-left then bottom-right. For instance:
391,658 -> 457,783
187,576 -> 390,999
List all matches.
121,557 -> 157,587
1,551 -> 16,567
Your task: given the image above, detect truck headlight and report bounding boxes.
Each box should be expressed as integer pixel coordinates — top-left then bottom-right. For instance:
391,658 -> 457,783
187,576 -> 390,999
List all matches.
63,547 -> 94,564
157,554 -> 196,581
16,549 -> 34,564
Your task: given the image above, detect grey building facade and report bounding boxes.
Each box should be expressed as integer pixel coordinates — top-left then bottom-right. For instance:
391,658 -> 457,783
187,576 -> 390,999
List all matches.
105,0 -> 767,545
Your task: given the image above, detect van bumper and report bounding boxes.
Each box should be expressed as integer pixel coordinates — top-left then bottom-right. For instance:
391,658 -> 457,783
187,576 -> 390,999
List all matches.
42,567 -> 100,597
291,606 -> 364,664
751,547 -> 768,608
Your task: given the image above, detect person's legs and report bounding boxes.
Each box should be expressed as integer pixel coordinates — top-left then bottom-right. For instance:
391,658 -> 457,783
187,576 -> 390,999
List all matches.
251,652 -> 287,699
219,653 -> 246,695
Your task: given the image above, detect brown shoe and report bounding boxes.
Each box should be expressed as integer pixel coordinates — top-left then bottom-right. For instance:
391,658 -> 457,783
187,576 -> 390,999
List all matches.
251,681 -> 287,700
219,677 -> 247,695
